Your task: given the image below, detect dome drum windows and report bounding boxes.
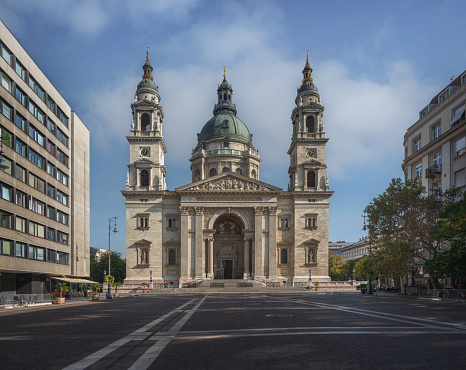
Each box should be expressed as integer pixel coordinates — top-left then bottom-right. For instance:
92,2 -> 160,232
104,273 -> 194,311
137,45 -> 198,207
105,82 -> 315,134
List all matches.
209,168 -> 217,177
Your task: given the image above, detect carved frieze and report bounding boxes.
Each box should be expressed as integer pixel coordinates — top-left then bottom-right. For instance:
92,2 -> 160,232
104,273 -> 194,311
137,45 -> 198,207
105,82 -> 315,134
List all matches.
186,177 -> 272,191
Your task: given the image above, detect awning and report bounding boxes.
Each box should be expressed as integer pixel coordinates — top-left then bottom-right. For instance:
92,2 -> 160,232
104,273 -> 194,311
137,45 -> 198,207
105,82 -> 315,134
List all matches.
51,277 -> 99,284
450,105 -> 465,125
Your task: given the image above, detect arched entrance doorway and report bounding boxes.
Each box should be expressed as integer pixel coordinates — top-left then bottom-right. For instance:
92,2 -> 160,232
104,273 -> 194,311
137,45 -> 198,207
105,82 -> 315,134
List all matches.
212,215 -> 244,279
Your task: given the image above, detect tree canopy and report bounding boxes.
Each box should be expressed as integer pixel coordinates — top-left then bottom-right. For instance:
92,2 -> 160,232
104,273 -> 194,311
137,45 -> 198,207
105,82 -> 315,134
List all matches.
90,251 -> 126,284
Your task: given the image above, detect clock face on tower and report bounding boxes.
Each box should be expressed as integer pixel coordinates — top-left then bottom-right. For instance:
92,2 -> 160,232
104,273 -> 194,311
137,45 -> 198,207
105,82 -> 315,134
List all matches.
307,148 -> 317,158
140,147 -> 150,157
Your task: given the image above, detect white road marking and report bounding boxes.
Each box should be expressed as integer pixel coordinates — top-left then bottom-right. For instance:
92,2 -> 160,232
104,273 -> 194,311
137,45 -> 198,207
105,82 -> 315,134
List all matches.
128,296 -> 206,370
62,299 -> 195,370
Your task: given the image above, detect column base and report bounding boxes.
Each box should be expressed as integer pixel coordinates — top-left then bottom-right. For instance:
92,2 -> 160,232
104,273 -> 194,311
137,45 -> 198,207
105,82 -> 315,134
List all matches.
207,273 -> 214,279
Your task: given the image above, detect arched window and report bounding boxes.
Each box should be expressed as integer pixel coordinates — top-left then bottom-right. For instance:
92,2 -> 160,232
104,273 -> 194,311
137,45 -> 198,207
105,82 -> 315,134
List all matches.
306,116 -> 315,133
141,113 -> 150,131
140,170 -> 149,186
235,168 -> 242,175
222,167 -> 230,173
194,169 -> 201,181
280,249 -> 288,264
251,169 -> 257,179
168,249 -> 176,265
307,171 -> 316,187
210,168 -> 217,177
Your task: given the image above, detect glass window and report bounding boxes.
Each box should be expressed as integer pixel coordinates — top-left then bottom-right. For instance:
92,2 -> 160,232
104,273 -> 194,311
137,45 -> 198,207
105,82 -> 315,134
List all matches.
47,227 -> 56,241
47,183 -> 55,198
222,167 -> 230,173
0,42 -> 12,65
209,168 -> 217,177
1,239 -> 12,256
15,242 -> 27,258
432,123 -> 441,140
455,169 -> 466,188
28,245 -> 35,259
29,197 -> 45,215
0,182 -> 12,201
57,210 -> 69,225
56,148 -> 69,167
15,189 -> 27,207
15,60 -> 27,80
16,216 -> 26,232
46,162 -> 55,177
47,96 -> 56,112
280,249 -> 288,264
414,137 -> 421,152
36,247 -> 45,261
57,251 -> 68,264
456,137 -> 466,157
28,148 -> 46,170
415,164 -> 422,178
15,87 -> 27,106
57,231 -> 69,245
29,124 -> 45,147
56,189 -> 68,206
1,126 -> 12,147
0,98 -> 12,120
235,168 -> 242,175
28,172 -> 45,193
56,169 -> 68,186
14,164 -> 27,182
46,117 -> 54,133
46,140 -> 55,155
433,152 -> 441,166
1,70 -> 12,93
15,138 -> 27,157
46,205 -> 56,220
47,249 -> 56,262
168,249 -> 176,265
29,221 -> 45,238
56,127 -> 69,147
28,100 -> 44,123
0,210 -> 13,229
58,108 -> 69,127
28,75 -> 44,100
16,112 -> 27,131
2,156 -> 12,175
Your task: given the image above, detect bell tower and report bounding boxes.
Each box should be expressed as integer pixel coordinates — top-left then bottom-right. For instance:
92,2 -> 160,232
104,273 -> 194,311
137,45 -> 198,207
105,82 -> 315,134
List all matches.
288,52 -> 329,192
126,48 -> 167,191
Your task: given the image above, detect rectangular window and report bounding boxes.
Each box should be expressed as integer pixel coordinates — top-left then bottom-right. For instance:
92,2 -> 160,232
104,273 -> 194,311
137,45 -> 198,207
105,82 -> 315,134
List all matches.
47,227 -> 56,242
2,156 -> 11,175
433,152 -> 441,166
28,100 -> 44,123
1,126 -> 12,147
456,137 -> 466,157
14,164 -> 27,182
36,247 -> 45,261
57,210 -> 69,225
432,180 -> 442,200
279,218 -> 289,228
56,169 -> 68,186
46,96 -> 56,112
46,139 -> 55,155
16,112 -> 27,131
0,209 -> 13,229
15,189 -> 27,207
28,148 -> 46,170
56,189 -> 68,206
46,162 -> 55,177
0,42 -> 12,65
29,197 -> 45,215
15,138 -> 27,157
15,60 -> 27,80
0,98 -> 12,120
29,221 -> 45,238
58,108 -> 69,127
138,216 -> 149,229
28,124 -> 45,147
57,251 -> 68,264
1,238 -> 12,256
28,245 -> 35,259
56,148 -> 69,167
47,183 -> 55,198
28,172 -> 45,193
57,231 -> 69,245
56,127 -> 69,147
16,242 -> 27,258
455,169 -> 466,188
28,75 -> 44,101
415,164 -> 422,178
414,137 -> 421,152
431,123 -> 441,140
46,117 -> 55,133
15,86 -> 27,106
0,182 -> 12,202
47,249 -> 56,263
1,70 -> 12,93
16,216 -> 26,232
46,206 -> 56,220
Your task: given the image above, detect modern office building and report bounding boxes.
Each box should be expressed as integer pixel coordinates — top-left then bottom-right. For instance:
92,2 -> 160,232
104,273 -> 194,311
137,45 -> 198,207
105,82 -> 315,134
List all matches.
0,20 -> 90,295
402,70 -> 466,196
122,52 -> 333,286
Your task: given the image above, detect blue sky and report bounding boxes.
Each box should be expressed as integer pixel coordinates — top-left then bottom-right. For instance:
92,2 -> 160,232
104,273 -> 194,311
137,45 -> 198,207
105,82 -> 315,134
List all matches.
2,0 -> 465,256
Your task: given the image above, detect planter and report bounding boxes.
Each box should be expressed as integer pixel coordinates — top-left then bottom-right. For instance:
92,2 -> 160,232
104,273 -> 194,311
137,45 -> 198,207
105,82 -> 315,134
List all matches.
54,297 -> 66,304
91,294 -> 99,301
114,293 -> 120,298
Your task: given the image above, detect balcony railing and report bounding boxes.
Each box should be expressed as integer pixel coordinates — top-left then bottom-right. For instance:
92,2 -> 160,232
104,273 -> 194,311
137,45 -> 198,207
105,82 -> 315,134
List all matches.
426,164 -> 441,178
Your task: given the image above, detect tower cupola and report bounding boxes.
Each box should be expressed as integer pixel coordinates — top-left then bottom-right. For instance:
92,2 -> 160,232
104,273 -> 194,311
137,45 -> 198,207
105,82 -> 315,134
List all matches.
297,51 -> 318,95
213,67 -> 237,116
137,47 -> 158,93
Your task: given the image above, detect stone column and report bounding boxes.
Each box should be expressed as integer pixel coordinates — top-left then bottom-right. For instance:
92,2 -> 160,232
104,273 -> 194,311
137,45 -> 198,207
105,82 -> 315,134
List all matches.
254,207 -> 263,279
194,206 -> 204,279
243,238 -> 249,279
208,237 -> 214,279
180,206 -> 190,280
268,207 -> 277,279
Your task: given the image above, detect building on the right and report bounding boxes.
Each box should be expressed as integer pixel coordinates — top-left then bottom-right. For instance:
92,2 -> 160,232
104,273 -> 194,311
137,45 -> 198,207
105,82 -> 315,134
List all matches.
402,70 -> 466,195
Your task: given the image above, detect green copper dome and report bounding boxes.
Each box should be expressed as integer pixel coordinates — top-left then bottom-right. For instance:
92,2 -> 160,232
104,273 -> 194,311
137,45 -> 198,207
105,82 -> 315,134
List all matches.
198,113 -> 251,143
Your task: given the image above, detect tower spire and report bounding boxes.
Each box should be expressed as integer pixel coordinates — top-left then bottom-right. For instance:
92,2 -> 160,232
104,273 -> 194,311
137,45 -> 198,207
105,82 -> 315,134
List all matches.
302,50 -> 313,84
223,66 -> 226,79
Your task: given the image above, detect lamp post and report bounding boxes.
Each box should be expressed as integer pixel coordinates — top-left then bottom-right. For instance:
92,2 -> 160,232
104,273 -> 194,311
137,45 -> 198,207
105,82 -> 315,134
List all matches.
308,268 -> 312,290
362,211 -> 373,295
107,217 -> 118,299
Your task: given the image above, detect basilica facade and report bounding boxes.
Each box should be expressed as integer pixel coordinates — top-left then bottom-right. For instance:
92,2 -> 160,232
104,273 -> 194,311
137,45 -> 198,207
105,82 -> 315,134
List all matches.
122,52 -> 333,286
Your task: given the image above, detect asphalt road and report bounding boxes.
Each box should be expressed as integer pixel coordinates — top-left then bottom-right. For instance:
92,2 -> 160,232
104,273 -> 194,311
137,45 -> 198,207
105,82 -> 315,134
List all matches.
1,292 -> 465,369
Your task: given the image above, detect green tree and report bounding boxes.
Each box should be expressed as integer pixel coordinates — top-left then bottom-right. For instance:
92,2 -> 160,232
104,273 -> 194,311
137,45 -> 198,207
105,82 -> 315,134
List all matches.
90,251 -> 126,284
365,178 -> 459,289
328,252 -> 348,280
354,255 -> 370,280
426,191 -> 466,285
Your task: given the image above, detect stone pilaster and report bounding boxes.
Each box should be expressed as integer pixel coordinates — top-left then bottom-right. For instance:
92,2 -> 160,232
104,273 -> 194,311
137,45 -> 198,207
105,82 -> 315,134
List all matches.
254,206 -> 263,278
180,206 -> 190,279
208,237 -> 214,279
194,206 -> 204,278
268,206 -> 277,279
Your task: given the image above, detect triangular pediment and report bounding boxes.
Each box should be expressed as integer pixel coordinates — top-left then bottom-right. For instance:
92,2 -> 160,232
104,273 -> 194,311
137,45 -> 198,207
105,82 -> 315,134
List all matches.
302,159 -> 322,166
303,238 -> 320,245
135,239 -> 152,245
176,172 -> 282,193
134,158 -> 155,165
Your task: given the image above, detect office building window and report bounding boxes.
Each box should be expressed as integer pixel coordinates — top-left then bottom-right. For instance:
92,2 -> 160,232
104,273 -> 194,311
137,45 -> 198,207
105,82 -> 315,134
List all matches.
29,124 -> 45,147
29,221 -> 45,238
28,172 -> 45,193
1,126 -> 12,147
0,182 -> 12,201
47,183 -> 55,198
47,227 -> 56,242
16,112 -> 27,131
28,148 -> 46,170
2,156 -> 11,175
47,96 -> 56,112
0,98 -> 12,120
0,210 -> 13,229
28,75 -> 44,101
15,242 -> 27,258
1,70 -> 12,93
56,189 -> 68,206
57,231 -> 69,245
56,169 -> 68,186
46,162 -> 55,177
433,152 -> 441,166
56,127 -> 69,147
0,42 -> 12,65
431,123 -> 441,140
15,60 -> 27,80
46,206 -> 56,220
57,251 -> 68,264
15,189 -> 27,207
46,117 -> 55,133
0,238 -> 12,256
16,216 -> 26,232
16,138 -> 27,157
58,108 -> 69,127
28,100 -> 44,123
56,210 -> 69,225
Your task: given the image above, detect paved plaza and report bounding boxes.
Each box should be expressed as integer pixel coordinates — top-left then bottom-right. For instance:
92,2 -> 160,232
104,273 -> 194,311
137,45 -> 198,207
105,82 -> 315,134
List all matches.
1,293 -> 466,369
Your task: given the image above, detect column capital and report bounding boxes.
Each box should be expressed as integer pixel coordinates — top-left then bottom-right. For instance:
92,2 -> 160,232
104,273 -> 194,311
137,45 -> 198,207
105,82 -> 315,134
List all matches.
180,206 -> 190,215
254,206 -> 264,215
268,206 -> 278,215
194,206 -> 204,215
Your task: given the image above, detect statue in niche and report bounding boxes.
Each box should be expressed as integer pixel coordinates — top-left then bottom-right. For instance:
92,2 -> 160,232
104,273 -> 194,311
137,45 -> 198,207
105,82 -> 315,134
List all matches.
307,248 -> 315,264
140,249 -> 147,265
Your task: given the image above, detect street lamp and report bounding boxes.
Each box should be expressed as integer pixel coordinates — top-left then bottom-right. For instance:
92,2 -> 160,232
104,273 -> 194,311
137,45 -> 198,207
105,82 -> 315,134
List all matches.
308,268 -> 312,290
362,211 -> 373,295
107,217 -> 118,299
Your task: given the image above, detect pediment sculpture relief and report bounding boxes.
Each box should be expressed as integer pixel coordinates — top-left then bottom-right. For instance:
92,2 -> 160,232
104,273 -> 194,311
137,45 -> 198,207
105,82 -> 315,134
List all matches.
188,178 -> 271,191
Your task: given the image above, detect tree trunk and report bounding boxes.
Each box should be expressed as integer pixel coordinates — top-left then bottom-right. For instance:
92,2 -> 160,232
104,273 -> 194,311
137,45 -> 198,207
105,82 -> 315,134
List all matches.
429,275 -> 439,289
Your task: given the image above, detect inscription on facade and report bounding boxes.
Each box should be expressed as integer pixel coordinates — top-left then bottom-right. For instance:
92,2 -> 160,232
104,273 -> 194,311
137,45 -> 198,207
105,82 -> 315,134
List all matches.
196,197 -> 262,202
